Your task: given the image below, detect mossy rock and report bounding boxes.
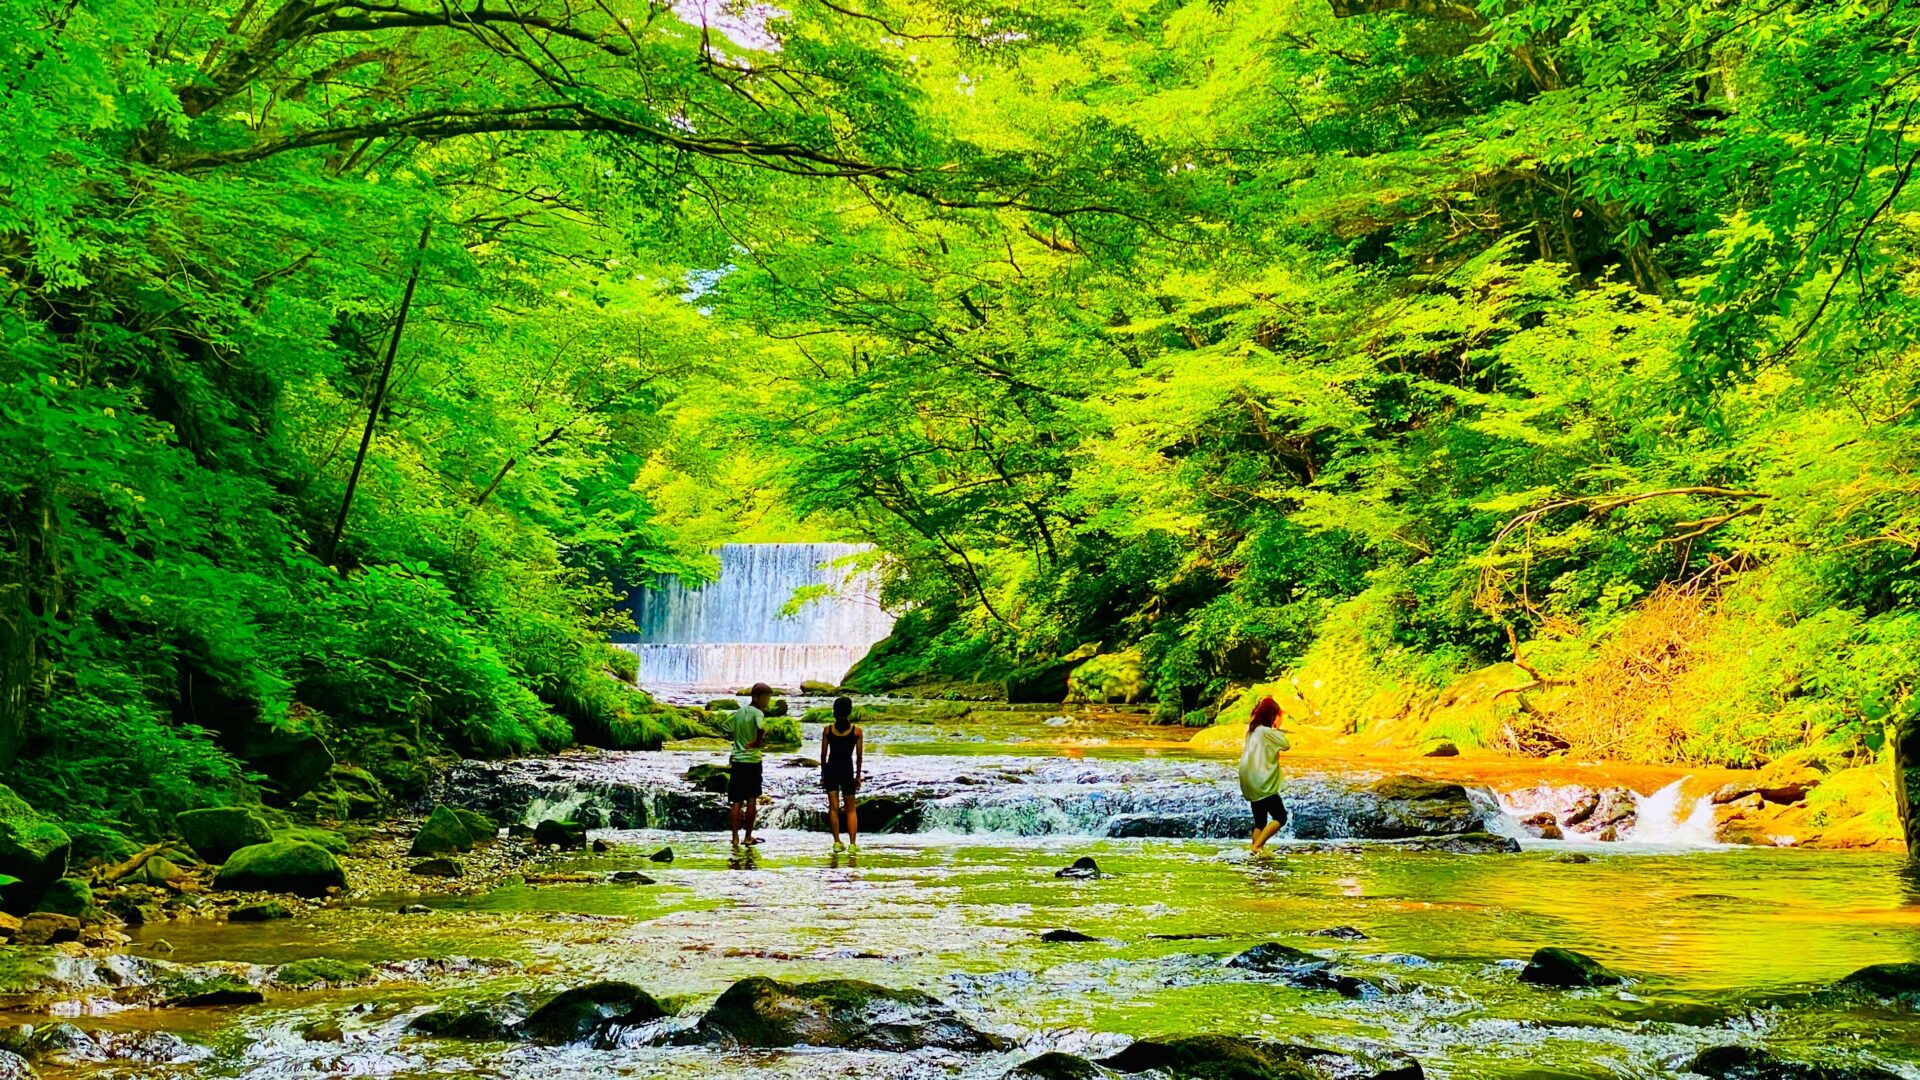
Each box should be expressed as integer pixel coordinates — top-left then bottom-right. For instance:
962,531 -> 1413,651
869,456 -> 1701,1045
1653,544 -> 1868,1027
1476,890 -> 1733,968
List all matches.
802,707 -> 833,724
451,808 -> 496,842
228,900 -> 289,922
533,819 -> 588,850
1839,962 -> 1920,1001
409,806 -> 475,857
177,807 -> 274,864
800,680 -> 839,695
36,878 -> 95,920
272,957 -> 373,989
213,840 -> 347,897
0,784 -> 70,911
685,764 -> 731,794
706,699 -> 743,712
517,980 -> 668,1045
692,976 -> 1001,1051
1067,648 -> 1149,705
762,713 -> 802,749
1519,947 -> 1624,988
274,827 -> 349,855
162,971 -> 264,1007
63,824 -> 141,868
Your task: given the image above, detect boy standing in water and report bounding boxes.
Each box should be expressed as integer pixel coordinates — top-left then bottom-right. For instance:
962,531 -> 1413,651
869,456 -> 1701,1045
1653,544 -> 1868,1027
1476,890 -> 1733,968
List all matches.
820,696 -> 864,853
729,682 -> 771,850
1239,696 -> 1291,856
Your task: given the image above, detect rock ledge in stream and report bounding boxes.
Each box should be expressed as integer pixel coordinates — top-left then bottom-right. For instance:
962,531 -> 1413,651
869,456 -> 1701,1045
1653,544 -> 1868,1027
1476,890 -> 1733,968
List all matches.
688,976 -> 1003,1051
1098,1035 -> 1423,1080
1685,1045 -> 1902,1080
1227,944 -> 1376,998
1519,947 -> 1624,988
1006,1052 -> 1100,1080
1837,962 -> 1920,1002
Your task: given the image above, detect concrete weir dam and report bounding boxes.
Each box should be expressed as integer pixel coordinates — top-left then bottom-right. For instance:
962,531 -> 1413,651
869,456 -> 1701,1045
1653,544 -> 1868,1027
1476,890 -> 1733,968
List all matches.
614,542 -> 894,690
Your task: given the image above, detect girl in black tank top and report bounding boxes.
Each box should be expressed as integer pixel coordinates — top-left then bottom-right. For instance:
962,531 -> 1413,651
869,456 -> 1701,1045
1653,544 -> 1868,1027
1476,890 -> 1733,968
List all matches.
819,697 -> 864,853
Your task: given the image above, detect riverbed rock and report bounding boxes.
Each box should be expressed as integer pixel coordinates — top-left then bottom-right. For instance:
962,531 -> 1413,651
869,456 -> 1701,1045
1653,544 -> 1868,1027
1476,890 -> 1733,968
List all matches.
176,808 -> 274,865
517,980 -> 668,1045
0,1049 -> 32,1080
35,879 -> 94,920
609,871 -> 655,884
411,997 -> 532,1040
1562,791 -> 1601,827
686,764 -> 731,794
1006,1051 -> 1100,1080
1056,857 -> 1101,879
1837,962 -> 1920,1002
800,680 -> 839,695
649,846 -> 674,862
227,901 -> 288,922
1684,1045 -> 1902,1080
1519,947 -> 1624,987
15,913 -> 79,946
1421,741 -> 1460,758
691,976 -> 1002,1051
1552,852 -> 1592,864
707,699 -> 742,712
1518,812 -> 1563,840
1307,926 -> 1369,940
1226,943 -> 1372,998
164,972 -> 264,1007
0,785 -> 70,910
410,858 -> 463,878
410,806 -> 476,856
1040,929 -> 1099,942
451,808 -> 497,842
1099,1035 -> 1421,1080
533,819 -> 587,851
1105,813 -> 1209,838
0,912 -> 19,941
213,840 -> 347,897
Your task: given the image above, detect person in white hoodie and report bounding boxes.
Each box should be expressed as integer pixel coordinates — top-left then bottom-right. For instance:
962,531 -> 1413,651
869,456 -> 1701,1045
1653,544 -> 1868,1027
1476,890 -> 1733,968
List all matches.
1239,696 -> 1291,855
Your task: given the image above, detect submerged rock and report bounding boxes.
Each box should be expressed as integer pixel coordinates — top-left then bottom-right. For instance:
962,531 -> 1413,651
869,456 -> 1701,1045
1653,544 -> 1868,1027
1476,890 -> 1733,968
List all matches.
213,840 -> 347,897
1056,857 -> 1101,880
1007,1051 -> 1100,1080
226,901 -> 289,922
517,981 -> 667,1045
690,976 -> 1001,1051
609,871 -> 656,884
1519,947 -> 1624,988
1685,1045 -> 1901,1080
1552,852 -> 1593,864
1307,926 -> 1369,940
1227,944 -> 1373,998
176,808 -> 272,864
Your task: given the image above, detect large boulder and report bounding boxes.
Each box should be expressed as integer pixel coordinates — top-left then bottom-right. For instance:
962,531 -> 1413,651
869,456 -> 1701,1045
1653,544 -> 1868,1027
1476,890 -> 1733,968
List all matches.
800,680 -> 839,696
213,840 -> 347,897
1837,962 -> 1920,1002
517,981 -> 668,1045
0,784 -> 70,911
690,976 -> 1002,1052
1284,775 -> 1487,840
1684,1045 -> 1901,1080
410,806 -> 476,857
1519,947 -> 1624,988
410,994 -> 535,1040
176,807 -> 273,864
35,879 -> 95,920
14,912 -> 80,946
450,809 -> 496,842
533,819 -> 588,851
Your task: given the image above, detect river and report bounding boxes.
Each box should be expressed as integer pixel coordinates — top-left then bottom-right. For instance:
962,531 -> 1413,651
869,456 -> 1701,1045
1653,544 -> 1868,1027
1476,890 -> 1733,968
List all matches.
9,708 -> 1920,1079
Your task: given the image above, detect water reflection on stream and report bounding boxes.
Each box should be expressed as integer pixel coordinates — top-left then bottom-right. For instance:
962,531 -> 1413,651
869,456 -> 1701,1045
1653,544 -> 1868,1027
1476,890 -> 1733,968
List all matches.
18,724 -> 1920,1079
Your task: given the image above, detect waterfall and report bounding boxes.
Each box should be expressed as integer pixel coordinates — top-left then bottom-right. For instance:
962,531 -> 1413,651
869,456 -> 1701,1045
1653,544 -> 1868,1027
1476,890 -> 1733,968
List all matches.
1631,778 -> 1719,846
614,543 -> 894,689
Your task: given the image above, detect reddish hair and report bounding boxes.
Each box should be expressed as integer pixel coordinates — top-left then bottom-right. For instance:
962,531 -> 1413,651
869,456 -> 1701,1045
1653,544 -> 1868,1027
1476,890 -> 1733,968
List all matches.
1247,696 -> 1283,734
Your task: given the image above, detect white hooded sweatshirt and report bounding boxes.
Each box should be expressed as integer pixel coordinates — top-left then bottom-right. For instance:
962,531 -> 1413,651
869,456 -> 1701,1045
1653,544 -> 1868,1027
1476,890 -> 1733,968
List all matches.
1238,725 -> 1291,801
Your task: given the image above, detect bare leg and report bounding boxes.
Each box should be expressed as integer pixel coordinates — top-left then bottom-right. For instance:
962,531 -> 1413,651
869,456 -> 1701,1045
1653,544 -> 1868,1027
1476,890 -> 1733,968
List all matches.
826,791 -> 843,844
1251,820 -> 1282,852
730,801 -> 742,848
744,800 -> 759,845
846,794 -> 858,847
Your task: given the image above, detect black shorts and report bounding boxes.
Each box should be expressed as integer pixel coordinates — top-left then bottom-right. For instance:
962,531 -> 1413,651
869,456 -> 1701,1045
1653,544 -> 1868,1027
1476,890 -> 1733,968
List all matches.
822,774 -> 858,797
1250,794 -> 1287,831
728,760 -> 764,802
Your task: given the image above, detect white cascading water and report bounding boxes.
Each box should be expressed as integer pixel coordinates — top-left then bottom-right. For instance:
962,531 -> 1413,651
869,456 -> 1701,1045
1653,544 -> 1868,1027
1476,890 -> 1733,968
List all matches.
1630,777 -> 1720,846
616,543 -> 894,690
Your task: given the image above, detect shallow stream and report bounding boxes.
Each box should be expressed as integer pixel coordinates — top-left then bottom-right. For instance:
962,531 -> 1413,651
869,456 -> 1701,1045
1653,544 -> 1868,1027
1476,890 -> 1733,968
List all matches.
11,713 -> 1920,1078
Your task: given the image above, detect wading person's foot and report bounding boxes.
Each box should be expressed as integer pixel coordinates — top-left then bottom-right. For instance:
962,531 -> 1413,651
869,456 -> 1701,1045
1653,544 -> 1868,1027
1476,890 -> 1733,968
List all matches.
832,839 -> 846,852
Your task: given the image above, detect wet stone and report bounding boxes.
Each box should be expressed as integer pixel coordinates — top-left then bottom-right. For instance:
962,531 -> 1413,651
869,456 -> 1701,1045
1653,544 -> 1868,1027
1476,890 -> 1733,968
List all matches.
689,976 -> 1002,1052
1307,926 -> 1369,940
409,857 -> 463,878
649,847 -> 674,862
227,901 -> 289,922
534,819 -> 588,851
1685,1045 -> 1901,1080
1552,852 -> 1593,864
15,913 -> 79,946
1056,856 -> 1101,879
1007,1051 -> 1101,1080
609,871 -> 656,884
1519,947 -> 1624,988
399,904 -> 432,915
1837,962 -> 1920,1002
0,1050 -> 30,1080
410,996 -> 532,1041
517,980 -> 668,1046
1040,929 -> 1099,942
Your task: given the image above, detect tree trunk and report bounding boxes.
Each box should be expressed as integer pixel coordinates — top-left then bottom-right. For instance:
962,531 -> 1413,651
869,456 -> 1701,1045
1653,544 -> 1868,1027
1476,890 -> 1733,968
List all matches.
1895,718 -> 1920,858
